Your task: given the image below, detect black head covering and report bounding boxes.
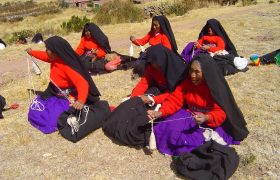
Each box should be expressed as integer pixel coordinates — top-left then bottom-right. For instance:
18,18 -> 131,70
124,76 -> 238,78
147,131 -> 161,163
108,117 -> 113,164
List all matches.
191,54 -> 249,141
151,15 -> 178,53
32,33 -> 43,43
0,39 -> 7,47
146,44 -> 187,92
44,36 -> 101,103
199,19 -> 238,56
0,95 -> 6,119
82,23 -> 111,53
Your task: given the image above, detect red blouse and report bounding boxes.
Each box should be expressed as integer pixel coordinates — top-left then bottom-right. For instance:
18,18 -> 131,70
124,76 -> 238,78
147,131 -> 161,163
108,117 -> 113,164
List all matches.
30,51 -> 89,103
159,78 -> 226,127
133,31 -> 172,50
197,35 -> 225,53
131,65 -> 169,104
76,37 -> 106,58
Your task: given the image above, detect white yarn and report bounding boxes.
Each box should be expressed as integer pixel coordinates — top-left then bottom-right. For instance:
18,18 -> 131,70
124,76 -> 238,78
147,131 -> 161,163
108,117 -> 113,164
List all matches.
148,104 -> 161,151
26,57 -> 36,103
209,50 -> 229,57
200,126 -> 227,145
134,40 -> 145,52
67,105 -> 90,135
129,44 -> 134,56
234,57 -> 248,70
30,58 -> 42,75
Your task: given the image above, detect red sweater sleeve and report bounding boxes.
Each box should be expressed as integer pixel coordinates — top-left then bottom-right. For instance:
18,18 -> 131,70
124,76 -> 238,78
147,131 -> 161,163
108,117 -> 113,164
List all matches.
197,36 -> 225,53
95,47 -> 106,58
75,38 -> 85,56
133,33 -> 150,46
161,34 -> 172,50
208,36 -> 225,53
29,50 -> 50,63
205,102 -> 226,127
63,66 -> 89,104
153,93 -> 169,104
159,82 -> 185,117
131,69 -> 150,97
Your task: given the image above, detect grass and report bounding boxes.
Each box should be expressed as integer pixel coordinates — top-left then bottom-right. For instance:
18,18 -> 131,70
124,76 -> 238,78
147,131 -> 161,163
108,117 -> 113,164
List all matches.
0,1 -> 280,179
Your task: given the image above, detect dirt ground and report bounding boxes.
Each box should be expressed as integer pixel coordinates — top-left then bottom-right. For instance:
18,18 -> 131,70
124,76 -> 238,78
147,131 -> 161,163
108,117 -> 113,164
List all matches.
0,2 -> 280,179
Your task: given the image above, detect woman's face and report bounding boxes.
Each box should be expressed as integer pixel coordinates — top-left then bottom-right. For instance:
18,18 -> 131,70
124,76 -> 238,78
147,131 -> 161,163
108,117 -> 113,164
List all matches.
152,20 -> 161,33
85,30 -> 91,39
46,48 -> 57,61
189,61 -> 204,85
208,27 -> 214,36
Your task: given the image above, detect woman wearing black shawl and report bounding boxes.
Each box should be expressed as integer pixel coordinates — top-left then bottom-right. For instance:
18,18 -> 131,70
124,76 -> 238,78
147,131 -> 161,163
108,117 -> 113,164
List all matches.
31,33 -> 44,44
198,18 -> 238,56
76,22 -> 111,56
103,44 -> 186,146
130,15 -> 178,53
131,44 -> 186,105
76,23 -> 112,74
181,18 -> 238,64
26,36 -> 105,134
148,54 -> 249,156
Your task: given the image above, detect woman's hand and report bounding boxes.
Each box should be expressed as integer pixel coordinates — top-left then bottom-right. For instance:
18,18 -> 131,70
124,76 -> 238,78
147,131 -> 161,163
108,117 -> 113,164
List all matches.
140,95 -> 153,104
71,100 -> 84,110
91,48 -> 98,54
201,45 -> 210,51
147,110 -> 162,121
193,113 -> 209,125
193,41 -> 199,47
130,35 -> 135,42
25,48 -> 32,55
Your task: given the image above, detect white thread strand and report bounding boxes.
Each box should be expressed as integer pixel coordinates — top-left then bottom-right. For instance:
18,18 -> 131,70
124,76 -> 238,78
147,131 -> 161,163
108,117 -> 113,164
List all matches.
27,57 -> 36,103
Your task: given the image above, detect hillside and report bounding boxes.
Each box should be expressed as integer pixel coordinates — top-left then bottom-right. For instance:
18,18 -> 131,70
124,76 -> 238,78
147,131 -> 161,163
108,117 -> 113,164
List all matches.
0,1 -> 280,179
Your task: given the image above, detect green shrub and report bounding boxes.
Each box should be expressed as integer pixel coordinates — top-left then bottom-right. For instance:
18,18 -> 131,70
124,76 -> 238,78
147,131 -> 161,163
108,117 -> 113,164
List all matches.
269,0 -> 275,3
8,29 -> 35,44
61,16 -> 90,33
94,0 -> 144,25
168,3 -> 188,16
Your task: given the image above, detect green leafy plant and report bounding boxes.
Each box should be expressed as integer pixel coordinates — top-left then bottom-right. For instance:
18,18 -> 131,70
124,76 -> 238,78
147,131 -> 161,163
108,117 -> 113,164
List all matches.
8,29 -> 35,44
61,16 -> 90,33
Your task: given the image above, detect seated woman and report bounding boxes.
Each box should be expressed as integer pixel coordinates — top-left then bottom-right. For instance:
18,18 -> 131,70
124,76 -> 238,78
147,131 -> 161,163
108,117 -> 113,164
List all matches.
26,36 -> 104,134
76,23 -> 115,74
130,15 -> 178,53
103,44 -> 187,147
130,44 -> 186,105
147,54 -> 249,156
0,39 -> 7,50
181,19 -> 238,63
31,33 -> 44,44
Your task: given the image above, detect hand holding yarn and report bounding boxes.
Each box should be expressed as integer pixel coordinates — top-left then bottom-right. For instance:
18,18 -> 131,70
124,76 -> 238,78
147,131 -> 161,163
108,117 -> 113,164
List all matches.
71,100 -> 84,110
25,48 -> 32,55
147,110 -> 162,121
193,112 -> 209,125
